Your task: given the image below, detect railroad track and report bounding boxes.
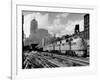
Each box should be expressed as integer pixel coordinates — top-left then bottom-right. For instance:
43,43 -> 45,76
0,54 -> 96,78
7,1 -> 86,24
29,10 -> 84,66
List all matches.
37,55 -> 59,68
51,54 -> 89,66
66,57 -> 89,66
24,52 -> 89,69
41,52 -> 89,66
24,53 -> 59,68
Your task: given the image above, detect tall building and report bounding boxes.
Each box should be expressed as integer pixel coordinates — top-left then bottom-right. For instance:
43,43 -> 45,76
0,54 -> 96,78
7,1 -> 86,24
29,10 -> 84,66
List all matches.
84,14 -> 89,39
30,18 -> 38,33
84,14 -> 89,31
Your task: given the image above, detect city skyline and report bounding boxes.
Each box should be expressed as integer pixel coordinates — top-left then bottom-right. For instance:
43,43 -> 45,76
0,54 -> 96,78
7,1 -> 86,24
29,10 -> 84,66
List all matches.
23,11 -> 85,38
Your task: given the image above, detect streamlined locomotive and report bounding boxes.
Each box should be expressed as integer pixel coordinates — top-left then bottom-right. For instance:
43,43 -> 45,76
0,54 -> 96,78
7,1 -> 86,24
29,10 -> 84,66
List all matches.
43,35 -> 88,57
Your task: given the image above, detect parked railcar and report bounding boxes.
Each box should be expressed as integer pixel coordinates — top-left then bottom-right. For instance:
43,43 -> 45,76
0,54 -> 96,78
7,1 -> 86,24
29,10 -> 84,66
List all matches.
70,36 -> 86,56
55,41 -> 60,51
43,35 -> 88,57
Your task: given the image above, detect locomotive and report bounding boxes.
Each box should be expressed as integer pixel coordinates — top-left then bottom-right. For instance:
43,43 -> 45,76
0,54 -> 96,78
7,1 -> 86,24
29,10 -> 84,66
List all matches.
43,34 -> 88,57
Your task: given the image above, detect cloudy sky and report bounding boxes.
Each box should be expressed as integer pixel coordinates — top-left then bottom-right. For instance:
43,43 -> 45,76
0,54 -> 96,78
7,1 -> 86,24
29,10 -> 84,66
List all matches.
23,11 -> 85,38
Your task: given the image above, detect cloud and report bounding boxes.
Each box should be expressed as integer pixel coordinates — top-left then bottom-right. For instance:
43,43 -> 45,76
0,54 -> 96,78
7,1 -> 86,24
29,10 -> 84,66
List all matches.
36,13 -> 49,28
23,12 -> 84,38
56,13 -> 69,18
53,18 -> 61,25
48,24 -> 65,34
47,20 -> 84,37
61,20 -> 84,35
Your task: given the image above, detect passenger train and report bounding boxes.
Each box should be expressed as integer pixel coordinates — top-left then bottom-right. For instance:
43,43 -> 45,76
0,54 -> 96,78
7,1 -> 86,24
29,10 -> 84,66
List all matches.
43,35 -> 89,57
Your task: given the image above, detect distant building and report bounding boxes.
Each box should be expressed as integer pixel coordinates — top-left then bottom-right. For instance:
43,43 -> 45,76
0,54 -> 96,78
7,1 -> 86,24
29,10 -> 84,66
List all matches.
30,18 -> 38,33
25,19 -> 52,46
75,24 -> 80,34
23,17 -> 55,46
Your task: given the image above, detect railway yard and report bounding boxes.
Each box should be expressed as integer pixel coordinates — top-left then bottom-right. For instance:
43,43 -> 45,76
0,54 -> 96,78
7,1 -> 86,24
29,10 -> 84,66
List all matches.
23,51 -> 89,69
22,13 -> 90,69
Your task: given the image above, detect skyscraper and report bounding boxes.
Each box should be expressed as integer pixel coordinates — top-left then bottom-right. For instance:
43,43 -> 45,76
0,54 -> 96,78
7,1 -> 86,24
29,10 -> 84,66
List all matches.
30,18 -> 38,33
84,14 -> 89,39
84,14 -> 89,31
